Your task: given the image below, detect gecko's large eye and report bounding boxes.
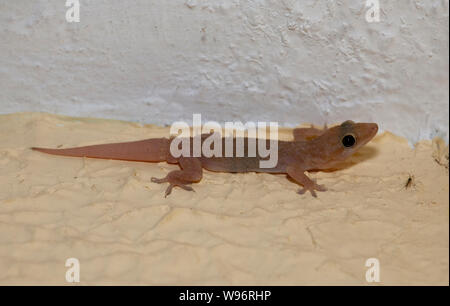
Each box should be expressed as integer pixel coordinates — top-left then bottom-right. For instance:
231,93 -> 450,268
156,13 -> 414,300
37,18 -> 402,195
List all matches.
342,134 -> 356,147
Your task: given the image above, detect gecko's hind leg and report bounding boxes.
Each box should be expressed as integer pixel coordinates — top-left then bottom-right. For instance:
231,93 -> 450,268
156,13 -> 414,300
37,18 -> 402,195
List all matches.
151,157 -> 202,197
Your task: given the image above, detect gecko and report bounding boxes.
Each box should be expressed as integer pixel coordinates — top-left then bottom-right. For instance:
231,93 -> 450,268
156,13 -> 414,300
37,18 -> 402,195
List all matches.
31,120 -> 378,197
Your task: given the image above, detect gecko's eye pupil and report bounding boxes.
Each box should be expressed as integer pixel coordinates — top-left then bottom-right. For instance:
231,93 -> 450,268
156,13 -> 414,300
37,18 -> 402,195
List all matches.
342,134 -> 356,147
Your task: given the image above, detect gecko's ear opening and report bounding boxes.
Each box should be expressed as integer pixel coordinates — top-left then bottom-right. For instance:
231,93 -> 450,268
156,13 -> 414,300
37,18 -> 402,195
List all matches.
341,134 -> 356,148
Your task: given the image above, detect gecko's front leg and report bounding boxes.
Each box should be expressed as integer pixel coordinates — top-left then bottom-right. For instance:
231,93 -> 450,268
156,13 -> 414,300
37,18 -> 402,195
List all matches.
286,164 -> 327,197
151,157 -> 203,197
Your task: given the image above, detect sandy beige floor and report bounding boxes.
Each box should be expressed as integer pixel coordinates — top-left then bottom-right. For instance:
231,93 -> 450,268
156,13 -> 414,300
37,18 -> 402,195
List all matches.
0,112 -> 448,285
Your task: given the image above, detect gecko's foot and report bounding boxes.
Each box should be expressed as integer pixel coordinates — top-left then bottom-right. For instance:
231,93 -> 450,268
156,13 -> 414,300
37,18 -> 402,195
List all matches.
151,177 -> 168,184
297,180 -> 327,198
151,176 -> 195,197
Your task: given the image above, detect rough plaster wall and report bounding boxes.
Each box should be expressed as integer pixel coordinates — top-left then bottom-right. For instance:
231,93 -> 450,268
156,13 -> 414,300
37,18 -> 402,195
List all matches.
0,0 -> 448,143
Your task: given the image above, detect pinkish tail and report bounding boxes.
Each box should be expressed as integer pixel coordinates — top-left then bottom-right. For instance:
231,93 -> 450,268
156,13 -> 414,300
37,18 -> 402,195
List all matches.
32,138 -> 169,163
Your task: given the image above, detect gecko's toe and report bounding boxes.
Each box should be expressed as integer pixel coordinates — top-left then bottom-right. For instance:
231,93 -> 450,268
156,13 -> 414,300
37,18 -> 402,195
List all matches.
297,184 -> 325,198
179,184 -> 195,192
315,184 -> 327,192
151,176 -> 167,184
298,188 -> 317,197
297,188 -> 307,195
311,179 -> 327,192
164,184 -> 174,197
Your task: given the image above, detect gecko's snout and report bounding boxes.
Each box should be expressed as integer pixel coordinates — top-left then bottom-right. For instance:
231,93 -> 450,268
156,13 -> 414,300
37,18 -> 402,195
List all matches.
360,123 -> 378,145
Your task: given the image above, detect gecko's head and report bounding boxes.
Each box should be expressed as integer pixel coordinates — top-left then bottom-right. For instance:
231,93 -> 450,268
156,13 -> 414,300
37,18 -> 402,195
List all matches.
316,120 -> 378,166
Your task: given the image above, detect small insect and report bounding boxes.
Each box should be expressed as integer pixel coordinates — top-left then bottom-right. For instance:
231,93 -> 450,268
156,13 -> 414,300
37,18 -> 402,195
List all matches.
404,174 -> 415,190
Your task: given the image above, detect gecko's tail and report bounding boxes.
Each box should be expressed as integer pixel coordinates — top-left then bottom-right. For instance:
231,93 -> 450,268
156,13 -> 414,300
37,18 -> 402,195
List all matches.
31,138 -> 169,162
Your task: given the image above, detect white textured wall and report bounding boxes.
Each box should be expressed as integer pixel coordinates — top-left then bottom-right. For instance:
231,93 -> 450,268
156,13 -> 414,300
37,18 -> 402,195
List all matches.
1,0 -> 448,143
